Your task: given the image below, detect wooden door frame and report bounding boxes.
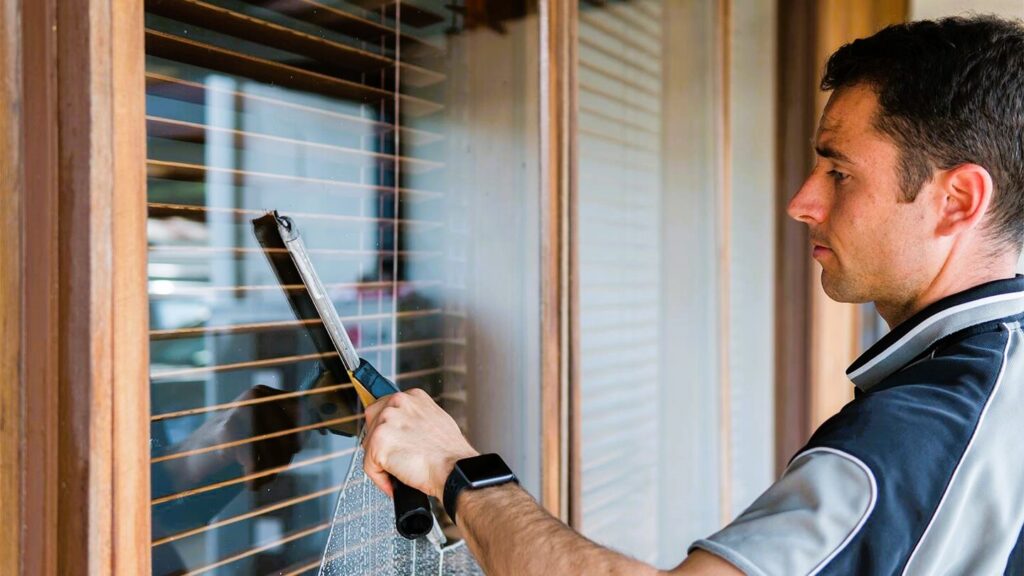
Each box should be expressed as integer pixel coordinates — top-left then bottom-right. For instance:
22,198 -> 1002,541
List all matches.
4,0 -> 150,573
1,0 -> 26,572
539,0 -> 578,525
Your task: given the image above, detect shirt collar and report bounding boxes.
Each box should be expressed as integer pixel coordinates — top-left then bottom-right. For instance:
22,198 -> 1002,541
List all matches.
847,275 -> 1024,391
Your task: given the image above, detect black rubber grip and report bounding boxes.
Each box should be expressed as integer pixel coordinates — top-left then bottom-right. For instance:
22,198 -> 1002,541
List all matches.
392,476 -> 433,539
351,360 -> 434,540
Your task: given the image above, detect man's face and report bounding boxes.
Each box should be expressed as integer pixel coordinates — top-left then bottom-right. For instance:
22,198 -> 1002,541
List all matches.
788,84 -> 938,305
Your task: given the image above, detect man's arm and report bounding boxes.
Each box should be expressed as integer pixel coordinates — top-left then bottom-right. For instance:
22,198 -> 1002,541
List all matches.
361,389 -> 740,576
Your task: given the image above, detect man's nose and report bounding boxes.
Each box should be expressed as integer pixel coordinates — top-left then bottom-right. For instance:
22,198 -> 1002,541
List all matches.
786,174 -> 827,225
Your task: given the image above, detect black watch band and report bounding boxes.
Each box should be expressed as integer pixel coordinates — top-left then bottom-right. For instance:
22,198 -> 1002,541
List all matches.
443,453 -> 517,525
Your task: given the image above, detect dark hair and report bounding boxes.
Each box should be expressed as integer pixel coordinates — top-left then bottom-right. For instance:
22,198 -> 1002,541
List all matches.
821,15 -> 1024,249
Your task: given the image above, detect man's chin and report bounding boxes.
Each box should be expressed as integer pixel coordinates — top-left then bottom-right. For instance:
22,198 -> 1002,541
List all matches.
820,270 -> 870,304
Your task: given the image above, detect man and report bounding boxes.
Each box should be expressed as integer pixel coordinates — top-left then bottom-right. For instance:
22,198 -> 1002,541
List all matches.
361,16 -> 1024,575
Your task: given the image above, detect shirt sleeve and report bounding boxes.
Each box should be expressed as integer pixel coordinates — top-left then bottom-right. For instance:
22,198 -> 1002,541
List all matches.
689,448 -> 877,576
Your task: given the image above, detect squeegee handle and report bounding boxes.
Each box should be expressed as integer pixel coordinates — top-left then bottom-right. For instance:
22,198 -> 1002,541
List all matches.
392,479 -> 434,539
352,360 -> 434,540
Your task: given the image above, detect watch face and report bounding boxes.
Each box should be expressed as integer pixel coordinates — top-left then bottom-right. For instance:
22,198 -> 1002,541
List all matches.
460,453 -> 514,483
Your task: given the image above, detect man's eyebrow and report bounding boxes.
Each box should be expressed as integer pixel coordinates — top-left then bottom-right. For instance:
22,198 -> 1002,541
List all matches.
811,139 -> 854,164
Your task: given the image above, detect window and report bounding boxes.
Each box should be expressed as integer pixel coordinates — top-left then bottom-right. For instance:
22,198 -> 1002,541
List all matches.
145,1 -> 540,573
576,0 -> 777,568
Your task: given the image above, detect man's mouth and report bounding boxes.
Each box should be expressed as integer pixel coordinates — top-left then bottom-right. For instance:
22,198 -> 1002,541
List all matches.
812,244 -> 833,259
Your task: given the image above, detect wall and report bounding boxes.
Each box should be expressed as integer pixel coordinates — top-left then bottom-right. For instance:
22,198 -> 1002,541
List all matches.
911,0 -> 1024,19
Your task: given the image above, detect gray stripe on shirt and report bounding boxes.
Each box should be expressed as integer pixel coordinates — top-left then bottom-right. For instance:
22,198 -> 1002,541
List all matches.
690,448 -> 876,576
902,323 -> 1024,575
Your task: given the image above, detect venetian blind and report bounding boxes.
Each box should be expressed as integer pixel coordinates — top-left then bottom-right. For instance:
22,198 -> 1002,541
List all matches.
144,1 -> 465,574
577,0 -> 665,564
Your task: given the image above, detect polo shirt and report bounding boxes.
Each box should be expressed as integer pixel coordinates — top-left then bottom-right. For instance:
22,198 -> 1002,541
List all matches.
691,276 -> 1024,575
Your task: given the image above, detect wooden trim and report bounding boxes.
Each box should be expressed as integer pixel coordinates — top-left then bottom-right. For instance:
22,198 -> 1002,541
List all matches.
539,0 -> 577,523
21,0 -> 60,573
716,0 -> 734,524
565,0 -> 581,531
54,0 -> 149,573
773,0 -> 817,475
1,1 -> 24,574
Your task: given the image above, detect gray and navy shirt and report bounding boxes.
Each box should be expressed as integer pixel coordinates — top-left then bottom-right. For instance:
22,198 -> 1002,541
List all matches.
692,276 -> 1024,575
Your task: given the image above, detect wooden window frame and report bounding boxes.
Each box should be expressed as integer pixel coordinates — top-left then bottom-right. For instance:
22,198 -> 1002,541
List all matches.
6,0 -> 149,573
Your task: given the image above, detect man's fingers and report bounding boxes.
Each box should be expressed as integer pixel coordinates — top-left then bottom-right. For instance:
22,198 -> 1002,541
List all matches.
363,428 -> 395,498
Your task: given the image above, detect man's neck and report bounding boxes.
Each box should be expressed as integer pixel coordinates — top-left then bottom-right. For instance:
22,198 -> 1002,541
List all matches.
876,258 -> 1019,329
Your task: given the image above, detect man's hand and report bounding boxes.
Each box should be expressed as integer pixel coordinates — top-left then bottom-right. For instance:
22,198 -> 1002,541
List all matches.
361,388 -> 478,500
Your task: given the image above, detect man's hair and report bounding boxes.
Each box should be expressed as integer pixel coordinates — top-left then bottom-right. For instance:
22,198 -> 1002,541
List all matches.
821,15 -> 1024,250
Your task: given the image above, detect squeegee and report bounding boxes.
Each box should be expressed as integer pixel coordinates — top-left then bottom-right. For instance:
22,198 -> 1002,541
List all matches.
252,211 -> 435,541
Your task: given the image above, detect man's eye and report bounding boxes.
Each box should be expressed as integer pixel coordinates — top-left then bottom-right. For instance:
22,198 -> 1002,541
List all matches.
828,170 -> 849,182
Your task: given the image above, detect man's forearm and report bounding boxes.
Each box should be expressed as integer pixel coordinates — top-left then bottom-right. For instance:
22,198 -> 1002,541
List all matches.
360,390 -> 738,575
456,483 -> 660,576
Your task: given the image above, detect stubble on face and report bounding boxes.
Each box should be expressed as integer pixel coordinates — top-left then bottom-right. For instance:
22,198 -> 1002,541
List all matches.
809,86 -> 933,308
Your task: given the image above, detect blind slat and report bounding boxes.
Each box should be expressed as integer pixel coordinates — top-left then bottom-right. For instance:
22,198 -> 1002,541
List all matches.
153,483 -> 342,547
240,0 -> 444,58
579,60 -> 661,98
146,279 -> 441,299
150,337 -> 458,380
147,160 -> 443,199
348,0 -> 446,28
147,116 -> 445,174
145,29 -> 443,117
180,521 -> 332,576
579,36 -> 659,78
580,104 -> 658,135
146,73 -> 444,147
149,309 -> 445,340
579,82 -> 660,117
148,245 -> 443,259
152,447 -> 357,505
147,202 -> 445,228
151,383 -> 354,421
148,0 -> 446,88
579,13 -> 661,59
152,413 -> 363,464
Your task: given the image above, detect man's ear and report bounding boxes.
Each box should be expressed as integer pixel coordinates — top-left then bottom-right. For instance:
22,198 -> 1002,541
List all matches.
934,163 -> 994,238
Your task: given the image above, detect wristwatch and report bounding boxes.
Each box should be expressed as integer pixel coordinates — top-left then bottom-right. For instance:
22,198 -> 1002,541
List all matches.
443,453 -> 517,525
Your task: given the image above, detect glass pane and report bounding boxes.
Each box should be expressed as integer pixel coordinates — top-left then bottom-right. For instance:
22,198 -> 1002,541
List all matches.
145,1 -> 540,574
